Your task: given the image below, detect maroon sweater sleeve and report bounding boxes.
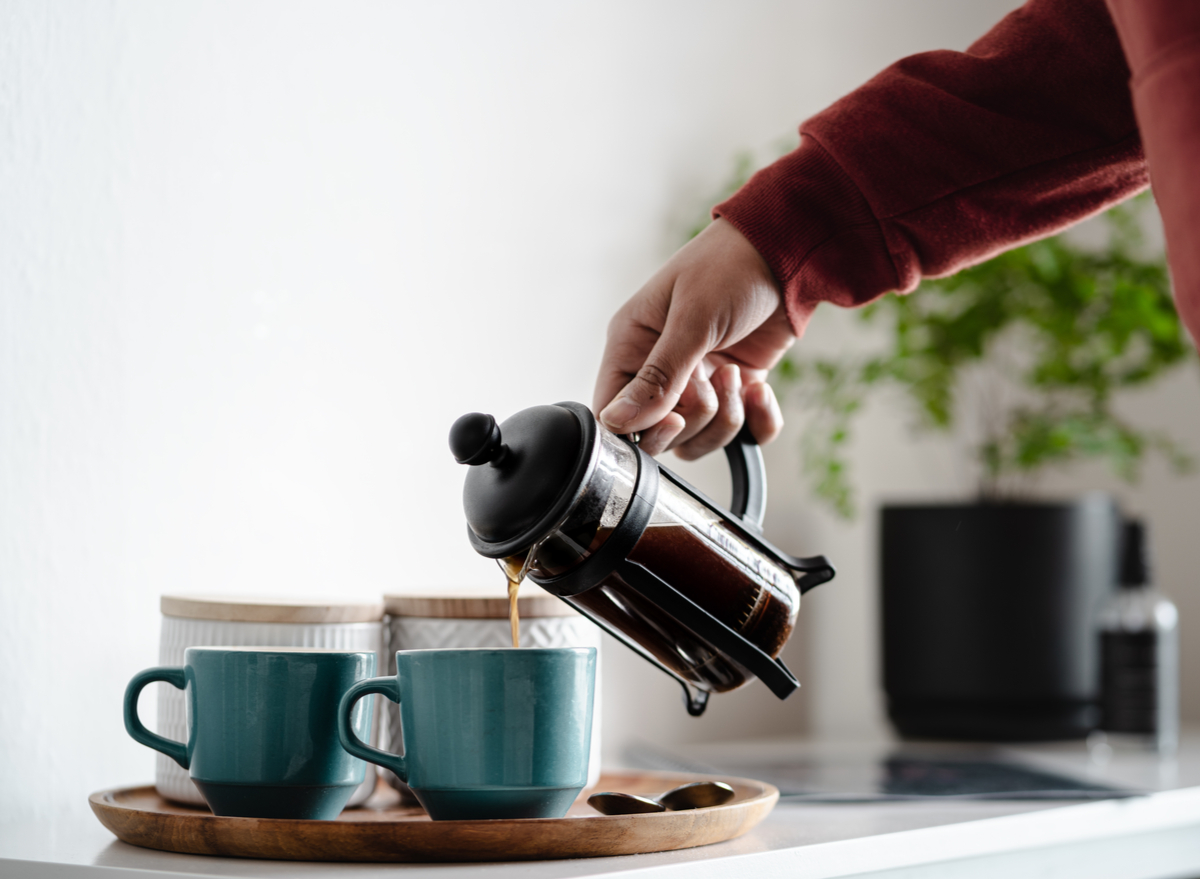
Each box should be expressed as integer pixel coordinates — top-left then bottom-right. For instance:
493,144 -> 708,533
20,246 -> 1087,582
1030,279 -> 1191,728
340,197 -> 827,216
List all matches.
715,0 -> 1148,335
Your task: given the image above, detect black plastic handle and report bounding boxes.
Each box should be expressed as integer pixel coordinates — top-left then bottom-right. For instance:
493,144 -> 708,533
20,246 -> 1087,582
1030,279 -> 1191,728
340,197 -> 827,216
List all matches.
617,557 -> 800,701
724,424 -> 767,531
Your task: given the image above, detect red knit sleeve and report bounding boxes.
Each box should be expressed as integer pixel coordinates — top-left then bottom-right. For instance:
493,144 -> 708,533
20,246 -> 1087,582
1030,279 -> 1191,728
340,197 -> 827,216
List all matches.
715,0 -> 1148,335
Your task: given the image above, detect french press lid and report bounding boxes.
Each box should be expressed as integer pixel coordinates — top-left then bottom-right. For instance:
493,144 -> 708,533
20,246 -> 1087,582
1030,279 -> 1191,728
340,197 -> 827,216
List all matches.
450,403 -> 596,558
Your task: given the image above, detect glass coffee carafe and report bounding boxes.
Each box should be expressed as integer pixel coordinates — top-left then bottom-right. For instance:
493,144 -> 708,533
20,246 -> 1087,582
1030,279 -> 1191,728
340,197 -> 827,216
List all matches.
450,401 -> 834,715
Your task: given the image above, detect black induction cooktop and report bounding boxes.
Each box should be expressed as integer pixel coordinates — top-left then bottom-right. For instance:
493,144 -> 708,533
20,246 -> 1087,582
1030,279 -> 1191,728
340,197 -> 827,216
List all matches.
627,742 -> 1137,802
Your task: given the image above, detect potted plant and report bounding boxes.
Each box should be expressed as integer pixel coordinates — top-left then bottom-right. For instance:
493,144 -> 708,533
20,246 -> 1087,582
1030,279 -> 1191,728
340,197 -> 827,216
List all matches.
770,194 -> 1195,739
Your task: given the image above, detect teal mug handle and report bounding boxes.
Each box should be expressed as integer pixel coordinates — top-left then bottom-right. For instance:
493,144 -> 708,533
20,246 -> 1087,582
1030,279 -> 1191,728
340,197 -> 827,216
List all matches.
124,667 -> 189,770
338,676 -> 405,782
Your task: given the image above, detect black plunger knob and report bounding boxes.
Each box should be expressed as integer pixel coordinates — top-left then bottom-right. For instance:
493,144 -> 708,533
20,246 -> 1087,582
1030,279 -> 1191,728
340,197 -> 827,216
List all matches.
449,412 -> 505,465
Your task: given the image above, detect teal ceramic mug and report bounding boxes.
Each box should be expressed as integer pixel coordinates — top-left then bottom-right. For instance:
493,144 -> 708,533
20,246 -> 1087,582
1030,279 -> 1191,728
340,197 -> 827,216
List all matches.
338,647 -> 596,820
124,646 -> 376,819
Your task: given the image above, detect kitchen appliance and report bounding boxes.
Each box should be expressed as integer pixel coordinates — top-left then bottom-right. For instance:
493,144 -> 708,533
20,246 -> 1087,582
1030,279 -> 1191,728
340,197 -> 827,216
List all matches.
881,499 -> 1120,740
449,401 -> 834,715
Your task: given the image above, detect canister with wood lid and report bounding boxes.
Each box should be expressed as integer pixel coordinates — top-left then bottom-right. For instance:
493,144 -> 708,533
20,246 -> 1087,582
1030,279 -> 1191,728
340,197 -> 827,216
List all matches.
383,589 -> 603,794
156,594 -> 385,807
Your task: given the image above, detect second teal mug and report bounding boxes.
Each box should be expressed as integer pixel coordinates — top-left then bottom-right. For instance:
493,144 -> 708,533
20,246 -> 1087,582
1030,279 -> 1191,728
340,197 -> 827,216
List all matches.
339,647 -> 596,820
125,646 -> 376,819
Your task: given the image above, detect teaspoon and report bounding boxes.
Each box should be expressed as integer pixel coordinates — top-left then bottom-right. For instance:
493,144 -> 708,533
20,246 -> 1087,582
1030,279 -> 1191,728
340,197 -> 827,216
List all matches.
588,781 -> 736,816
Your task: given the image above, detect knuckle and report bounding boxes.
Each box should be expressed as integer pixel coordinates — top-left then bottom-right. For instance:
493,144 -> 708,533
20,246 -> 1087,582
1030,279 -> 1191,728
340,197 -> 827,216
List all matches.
681,374 -> 718,415
633,363 -> 672,400
691,391 -> 718,420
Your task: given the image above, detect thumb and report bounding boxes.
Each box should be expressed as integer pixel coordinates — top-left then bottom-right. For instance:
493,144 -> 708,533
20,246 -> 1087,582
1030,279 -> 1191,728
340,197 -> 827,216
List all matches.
598,318 -> 709,434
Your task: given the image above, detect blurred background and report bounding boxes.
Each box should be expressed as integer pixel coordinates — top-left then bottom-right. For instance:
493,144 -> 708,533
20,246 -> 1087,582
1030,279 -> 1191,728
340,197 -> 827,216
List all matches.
2,0 -> 1196,824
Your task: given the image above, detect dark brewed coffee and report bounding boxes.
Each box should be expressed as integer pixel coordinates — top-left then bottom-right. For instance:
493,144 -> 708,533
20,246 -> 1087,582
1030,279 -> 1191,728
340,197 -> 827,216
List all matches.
566,520 -> 797,693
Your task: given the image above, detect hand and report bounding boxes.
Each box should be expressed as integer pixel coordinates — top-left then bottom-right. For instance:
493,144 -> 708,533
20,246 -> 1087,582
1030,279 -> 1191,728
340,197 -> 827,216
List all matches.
593,218 -> 795,458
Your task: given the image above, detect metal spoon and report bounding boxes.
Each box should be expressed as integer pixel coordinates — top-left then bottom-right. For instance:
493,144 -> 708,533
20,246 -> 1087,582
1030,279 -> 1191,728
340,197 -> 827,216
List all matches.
588,781 -> 736,816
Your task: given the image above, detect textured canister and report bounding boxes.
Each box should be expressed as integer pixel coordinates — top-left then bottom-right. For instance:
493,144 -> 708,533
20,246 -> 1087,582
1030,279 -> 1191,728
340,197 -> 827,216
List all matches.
156,594 -> 385,807
382,588 -> 603,795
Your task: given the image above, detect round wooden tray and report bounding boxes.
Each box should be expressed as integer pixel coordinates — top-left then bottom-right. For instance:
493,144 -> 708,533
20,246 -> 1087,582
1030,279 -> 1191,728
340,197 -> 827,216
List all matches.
89,771 -> 778,862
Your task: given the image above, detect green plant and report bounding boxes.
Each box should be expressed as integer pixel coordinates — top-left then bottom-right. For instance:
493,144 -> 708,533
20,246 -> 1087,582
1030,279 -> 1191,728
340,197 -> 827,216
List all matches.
769,193 -> 1195,517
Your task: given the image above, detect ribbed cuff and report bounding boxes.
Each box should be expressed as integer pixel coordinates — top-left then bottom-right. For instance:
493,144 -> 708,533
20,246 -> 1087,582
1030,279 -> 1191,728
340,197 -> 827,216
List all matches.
714,137 -> 898,335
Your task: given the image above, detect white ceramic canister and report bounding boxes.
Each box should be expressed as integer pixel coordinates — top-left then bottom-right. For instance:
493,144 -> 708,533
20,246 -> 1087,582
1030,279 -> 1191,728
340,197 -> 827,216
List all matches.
156,594 -> 385,807
382,588 -> 604,794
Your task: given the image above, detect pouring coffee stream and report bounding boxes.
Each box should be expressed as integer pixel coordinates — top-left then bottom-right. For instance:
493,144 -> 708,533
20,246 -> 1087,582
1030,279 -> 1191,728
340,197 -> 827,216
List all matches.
502,545 -> 539,649
450,402 -> 835,715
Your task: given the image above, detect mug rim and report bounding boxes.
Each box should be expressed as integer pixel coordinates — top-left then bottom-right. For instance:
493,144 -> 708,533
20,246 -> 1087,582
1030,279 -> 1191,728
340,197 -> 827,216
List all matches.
185,646 -> 375,655
394,646 -> 595,656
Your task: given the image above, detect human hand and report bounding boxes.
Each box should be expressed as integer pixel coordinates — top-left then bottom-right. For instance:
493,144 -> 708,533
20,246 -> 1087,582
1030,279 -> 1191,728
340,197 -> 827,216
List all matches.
593,218 -> 795,458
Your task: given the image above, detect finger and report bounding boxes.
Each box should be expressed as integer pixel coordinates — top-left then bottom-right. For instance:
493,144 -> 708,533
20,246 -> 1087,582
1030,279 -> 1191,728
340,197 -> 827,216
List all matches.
744,380 -> 784,445
598,308 -> 712,435
674,364 -> 745,461
663,366 -> 719,450
592,318 -> 661,419
637,411 -> 686,456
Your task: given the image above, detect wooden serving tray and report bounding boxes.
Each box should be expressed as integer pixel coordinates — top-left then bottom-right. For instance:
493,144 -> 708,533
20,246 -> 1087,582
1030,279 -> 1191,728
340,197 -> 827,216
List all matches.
89,771 -> 778,862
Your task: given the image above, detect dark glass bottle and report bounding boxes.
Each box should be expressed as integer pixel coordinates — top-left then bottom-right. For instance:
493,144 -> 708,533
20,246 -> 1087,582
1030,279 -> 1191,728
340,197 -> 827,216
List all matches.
1098,520 -> 1179,753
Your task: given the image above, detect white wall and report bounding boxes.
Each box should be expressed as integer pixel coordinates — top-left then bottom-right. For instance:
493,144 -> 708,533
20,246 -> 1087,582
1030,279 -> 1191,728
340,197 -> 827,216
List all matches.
12,0 -> 1194,828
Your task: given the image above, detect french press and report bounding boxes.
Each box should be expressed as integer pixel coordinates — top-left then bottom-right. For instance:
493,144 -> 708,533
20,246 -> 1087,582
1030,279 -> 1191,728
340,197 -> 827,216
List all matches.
449,401 -> 835,716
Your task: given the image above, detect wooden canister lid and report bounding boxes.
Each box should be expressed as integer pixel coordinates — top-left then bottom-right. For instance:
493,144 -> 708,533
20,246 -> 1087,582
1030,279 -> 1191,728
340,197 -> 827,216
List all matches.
161,594 -> 385,624
383,586 -> 577,619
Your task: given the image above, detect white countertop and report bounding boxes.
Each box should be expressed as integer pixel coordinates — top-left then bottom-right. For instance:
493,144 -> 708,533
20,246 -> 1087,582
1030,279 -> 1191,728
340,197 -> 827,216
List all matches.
5,737 -> 1200,879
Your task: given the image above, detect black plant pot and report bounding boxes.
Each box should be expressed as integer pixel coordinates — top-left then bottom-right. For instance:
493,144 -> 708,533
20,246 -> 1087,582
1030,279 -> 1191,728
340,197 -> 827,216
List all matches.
881,497 -> 1120,741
